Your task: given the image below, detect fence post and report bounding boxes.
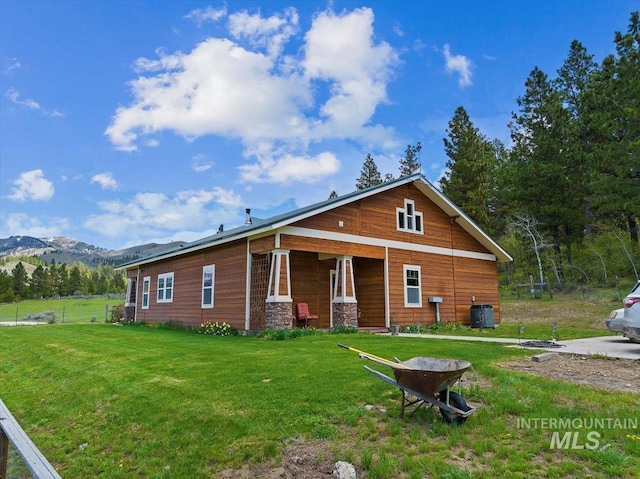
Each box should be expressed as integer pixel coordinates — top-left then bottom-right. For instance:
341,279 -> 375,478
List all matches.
0,398 -> 62,478
105,304 -> 108,322
1,427 -> 8,479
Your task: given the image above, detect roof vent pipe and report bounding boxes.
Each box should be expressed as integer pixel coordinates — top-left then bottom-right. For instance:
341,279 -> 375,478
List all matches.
245,208 -> 252,225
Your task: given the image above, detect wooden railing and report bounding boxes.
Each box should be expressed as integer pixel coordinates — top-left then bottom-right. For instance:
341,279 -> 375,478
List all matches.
0,399 -> 61,479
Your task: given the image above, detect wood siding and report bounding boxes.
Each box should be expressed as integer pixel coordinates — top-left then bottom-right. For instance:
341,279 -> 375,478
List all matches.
280,234 -> 385,259
130,239 -> 248,329
353,258 -> 385,327
292,184 -> 457,248
289,183 -> 501,327
249,235 -> 275,255
290,251 -> 322,326
126,180 -> 503,330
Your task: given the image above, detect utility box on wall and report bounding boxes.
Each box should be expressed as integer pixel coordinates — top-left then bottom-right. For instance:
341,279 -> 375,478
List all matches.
428,296 -> 443,324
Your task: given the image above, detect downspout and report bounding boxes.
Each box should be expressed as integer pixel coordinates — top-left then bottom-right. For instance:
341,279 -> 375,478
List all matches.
134,267 -> 140,323
384,246 -> 390,328
450,217 -> 457,324
245,239 -> 251,332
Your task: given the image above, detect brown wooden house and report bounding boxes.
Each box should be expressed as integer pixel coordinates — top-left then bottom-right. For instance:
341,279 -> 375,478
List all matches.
119,174 -> 512,331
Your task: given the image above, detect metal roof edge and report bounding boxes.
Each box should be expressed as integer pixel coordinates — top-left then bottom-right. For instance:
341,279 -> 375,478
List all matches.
116,173 -> 512,269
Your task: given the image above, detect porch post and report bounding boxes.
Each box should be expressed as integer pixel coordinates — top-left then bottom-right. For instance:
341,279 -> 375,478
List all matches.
124,277 -> 136,322
265,249 -> 293,329
333,256 -> 358,328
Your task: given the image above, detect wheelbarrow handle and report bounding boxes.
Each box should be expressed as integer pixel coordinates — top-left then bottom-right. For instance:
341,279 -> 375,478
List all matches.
338,344 -> 410,369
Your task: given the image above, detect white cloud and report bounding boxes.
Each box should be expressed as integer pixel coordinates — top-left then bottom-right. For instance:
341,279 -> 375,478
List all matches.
4,58 -> 22,74
6,87 -> 40,110
5,87 -> 65,117
184,5 -> 227,26
228,7 -> 299,58
393,22 -> 404,37
105,6 -> 399,186
191,154 -> 213,172
105,36 -> 310,151
443,44 -> 473,88
90,172 -> 118,190
303,8 -> 399,138
239,151 -> 340,184
7,170 -> 55,201
83,187 -> 242,239
2,213 -> 69,238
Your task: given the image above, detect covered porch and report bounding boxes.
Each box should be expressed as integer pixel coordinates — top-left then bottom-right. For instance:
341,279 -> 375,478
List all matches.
248,249 -> 386,331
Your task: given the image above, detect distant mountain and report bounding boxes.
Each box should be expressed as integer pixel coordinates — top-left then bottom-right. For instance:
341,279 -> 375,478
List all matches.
0,236 -> 183,268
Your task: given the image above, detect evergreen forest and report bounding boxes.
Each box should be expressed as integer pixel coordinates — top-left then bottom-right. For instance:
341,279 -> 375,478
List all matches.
355,12 -> 639,290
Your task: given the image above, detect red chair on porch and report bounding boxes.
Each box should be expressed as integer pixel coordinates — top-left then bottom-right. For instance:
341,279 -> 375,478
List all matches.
295,302 -> 318,328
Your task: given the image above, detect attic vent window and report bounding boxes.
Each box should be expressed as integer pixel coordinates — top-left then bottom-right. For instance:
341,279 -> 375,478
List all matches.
396,199 -> 423,234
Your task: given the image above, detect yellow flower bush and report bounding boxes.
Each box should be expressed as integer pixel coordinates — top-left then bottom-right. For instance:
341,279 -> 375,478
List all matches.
199,321 -> 231,336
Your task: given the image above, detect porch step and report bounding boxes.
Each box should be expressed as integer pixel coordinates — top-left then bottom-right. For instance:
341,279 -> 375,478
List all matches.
359,327 -> 390,334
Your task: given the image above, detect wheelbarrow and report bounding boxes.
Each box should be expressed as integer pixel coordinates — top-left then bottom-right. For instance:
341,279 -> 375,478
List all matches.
339,344 -> 476,424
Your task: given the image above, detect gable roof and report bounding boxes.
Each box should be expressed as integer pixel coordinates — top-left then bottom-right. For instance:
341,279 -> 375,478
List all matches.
118,173 -> 512,269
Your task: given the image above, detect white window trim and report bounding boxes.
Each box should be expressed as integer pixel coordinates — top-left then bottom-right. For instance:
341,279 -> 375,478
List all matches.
142,276 -> 150,309
202,264 -> 215,309
403,265 -> 422,307
157,272 -> 174,303
397,199 -> 424,234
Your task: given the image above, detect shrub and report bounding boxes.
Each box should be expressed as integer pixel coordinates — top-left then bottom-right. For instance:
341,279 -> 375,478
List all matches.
199,321 -> 231,336
258,327 -> 320,340
328,325 -> 358,334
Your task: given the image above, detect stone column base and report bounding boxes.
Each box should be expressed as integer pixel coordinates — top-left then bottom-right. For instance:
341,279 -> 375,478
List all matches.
333,302 -> 358,328
265,302 -> 293,329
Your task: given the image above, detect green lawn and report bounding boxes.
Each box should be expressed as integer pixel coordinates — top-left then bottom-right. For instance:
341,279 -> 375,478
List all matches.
0,296 -> 123,324
1,324 -> 638,478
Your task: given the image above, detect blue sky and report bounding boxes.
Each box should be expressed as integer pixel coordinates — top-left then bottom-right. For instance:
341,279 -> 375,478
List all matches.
1,1 -> 636,250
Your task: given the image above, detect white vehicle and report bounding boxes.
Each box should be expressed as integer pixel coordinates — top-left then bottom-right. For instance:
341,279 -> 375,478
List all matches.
621,280 -> 640,343
605,308 -> 625,333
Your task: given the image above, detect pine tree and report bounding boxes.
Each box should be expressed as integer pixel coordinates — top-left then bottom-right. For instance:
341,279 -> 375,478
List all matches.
507,66 -> 578,254
554,40 -> 598,239
11,262 -> 28,300
583,11 -> 639,243
356,154 -> 383,190
440,107 -> 497,233
399,142 -> 422,177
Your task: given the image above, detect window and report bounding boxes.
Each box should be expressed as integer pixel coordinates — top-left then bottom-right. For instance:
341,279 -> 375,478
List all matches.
157,272 -> 174,303
202,265 -> 215,308
404,265 -> 422,307
142,276 -> 150,309
396,199 -> 423,234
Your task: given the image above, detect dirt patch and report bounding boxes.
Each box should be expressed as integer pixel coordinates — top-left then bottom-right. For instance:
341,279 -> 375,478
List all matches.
217,438 -> 362,479
500,354 -> 640,393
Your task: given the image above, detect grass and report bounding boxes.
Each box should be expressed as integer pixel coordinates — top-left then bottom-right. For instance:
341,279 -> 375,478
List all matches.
1,323 -> 638,478
398,288 -> 622,340
0,296 -> 123,324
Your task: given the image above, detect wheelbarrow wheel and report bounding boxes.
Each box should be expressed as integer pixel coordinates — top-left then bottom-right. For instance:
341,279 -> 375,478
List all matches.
439,391 -> 471,424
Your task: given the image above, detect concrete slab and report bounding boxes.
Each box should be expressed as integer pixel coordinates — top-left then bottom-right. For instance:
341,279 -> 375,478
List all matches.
0,321 -> 45,327
395,333 -> 522,343
391,333 -> 640,360
532,352 -> 557,362
544,335 -> 640,360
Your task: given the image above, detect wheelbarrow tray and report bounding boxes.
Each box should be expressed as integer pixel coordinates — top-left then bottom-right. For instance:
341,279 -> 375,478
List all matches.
363,356 -> 476,419
390,356 -> 472,397
364,365 -> 476,418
